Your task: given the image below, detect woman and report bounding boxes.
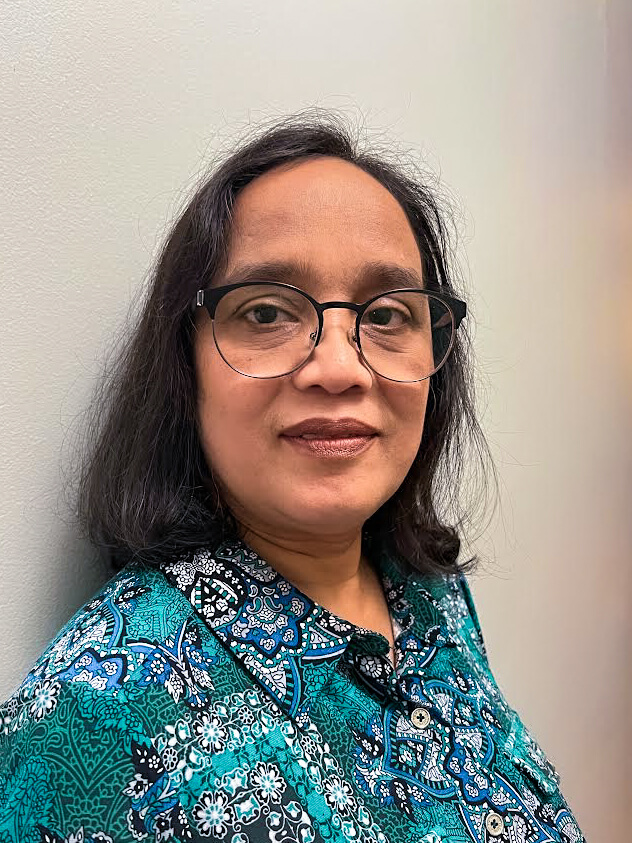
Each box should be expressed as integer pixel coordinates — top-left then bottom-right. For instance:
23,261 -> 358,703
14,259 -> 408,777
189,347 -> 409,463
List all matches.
0,116 -> 584,842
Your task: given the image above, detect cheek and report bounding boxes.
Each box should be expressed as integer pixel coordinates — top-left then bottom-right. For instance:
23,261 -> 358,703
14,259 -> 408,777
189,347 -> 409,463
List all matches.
390,383 -> 429,447
196,341 -> 240,464
387,386 -> 429,486
195,342 -> 276,473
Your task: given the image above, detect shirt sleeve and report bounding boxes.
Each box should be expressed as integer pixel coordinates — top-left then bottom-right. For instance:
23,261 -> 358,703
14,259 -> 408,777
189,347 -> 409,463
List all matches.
0,676 -> 145,842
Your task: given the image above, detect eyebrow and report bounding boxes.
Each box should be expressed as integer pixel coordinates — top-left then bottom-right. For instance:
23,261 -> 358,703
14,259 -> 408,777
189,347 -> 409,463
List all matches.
218,260 -> 425,295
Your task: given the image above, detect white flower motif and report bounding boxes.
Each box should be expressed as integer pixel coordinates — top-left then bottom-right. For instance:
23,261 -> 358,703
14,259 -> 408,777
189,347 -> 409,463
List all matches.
194,713 -> 227,753
324,775 -> 355,813
358,656 -> 384,679
289,597 -> 306,615
193,791 -> 232,836
124,773 -> 150,799
251,761 -> 286,803
29,679 -> 60,721
236,705 -> 255,726
150,654 -> 169,676
161,746 -> 179,772
300,734 -> 319,758
167,560 -> 198,588
146,753 -> 162,772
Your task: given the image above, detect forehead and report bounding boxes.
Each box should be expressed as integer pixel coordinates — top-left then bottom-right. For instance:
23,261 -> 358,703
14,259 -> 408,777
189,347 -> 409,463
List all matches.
222,157 -> 423,293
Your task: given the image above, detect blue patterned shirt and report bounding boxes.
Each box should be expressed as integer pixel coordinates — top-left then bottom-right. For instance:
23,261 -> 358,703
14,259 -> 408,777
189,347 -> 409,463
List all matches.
0,539 -> 584,842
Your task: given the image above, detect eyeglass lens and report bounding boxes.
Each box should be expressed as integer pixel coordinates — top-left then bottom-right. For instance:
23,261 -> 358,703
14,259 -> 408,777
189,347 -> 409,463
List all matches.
211,284 -> 454,381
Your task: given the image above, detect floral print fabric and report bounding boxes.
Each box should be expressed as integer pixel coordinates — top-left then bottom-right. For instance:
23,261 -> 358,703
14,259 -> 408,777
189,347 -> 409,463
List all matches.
0,539 -> 584,842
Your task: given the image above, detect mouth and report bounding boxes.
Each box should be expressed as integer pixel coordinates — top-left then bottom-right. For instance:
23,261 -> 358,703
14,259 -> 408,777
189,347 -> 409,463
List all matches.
280,417 -> 379,438
279,418 -> 379,458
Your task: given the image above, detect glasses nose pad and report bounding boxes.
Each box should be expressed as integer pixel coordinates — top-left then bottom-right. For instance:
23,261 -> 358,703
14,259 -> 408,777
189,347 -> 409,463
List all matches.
308,327 -> 357,344
307,322 -> 359,353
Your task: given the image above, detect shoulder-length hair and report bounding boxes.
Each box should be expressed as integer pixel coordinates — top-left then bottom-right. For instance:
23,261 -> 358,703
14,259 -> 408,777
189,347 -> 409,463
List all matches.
78,113 -> 494,575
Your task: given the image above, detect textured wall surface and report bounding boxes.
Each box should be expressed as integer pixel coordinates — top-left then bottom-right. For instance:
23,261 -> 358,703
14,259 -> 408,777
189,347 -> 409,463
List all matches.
1,2 -> 630,839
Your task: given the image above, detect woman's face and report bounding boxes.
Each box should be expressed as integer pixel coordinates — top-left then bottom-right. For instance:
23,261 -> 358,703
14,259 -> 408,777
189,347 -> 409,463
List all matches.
194,156 -> 429,542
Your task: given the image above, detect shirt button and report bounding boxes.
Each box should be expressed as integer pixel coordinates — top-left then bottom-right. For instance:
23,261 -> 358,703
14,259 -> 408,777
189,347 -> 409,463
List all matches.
485,811 -> 504,837
410,706 -> 431,729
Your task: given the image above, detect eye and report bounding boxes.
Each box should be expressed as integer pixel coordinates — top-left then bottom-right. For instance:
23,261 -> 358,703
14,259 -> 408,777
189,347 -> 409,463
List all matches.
364,302 -> 411,328
238,298 -> 301,326
246,304 -> 286,324
367,307 -> 399,326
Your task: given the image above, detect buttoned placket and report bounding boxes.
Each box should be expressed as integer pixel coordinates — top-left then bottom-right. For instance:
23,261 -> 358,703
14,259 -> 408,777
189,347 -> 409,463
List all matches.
164,539 -> 464,737
160,539 -> 579,843
343,620 -> 459,734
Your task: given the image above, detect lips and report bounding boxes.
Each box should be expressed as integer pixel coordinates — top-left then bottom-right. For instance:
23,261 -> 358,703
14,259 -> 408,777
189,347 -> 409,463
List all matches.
279,418 -> 379,458
280,417 -> 379,439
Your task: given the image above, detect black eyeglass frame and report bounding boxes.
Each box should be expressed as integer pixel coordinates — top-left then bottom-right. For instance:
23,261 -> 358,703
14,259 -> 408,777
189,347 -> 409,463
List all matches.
193,281 -> 467,382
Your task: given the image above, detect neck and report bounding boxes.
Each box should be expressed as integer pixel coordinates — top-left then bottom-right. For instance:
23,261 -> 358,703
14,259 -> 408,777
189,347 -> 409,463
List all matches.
238,522 -> 372,617
236,521 -> 395,651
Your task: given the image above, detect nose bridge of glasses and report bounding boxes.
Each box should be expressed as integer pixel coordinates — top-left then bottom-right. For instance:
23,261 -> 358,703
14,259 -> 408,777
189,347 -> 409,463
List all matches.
312,301 -> 362,347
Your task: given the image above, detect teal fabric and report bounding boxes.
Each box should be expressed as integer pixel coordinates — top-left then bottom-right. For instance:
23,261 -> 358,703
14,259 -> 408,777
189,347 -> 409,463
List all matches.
0,539 -> 584,842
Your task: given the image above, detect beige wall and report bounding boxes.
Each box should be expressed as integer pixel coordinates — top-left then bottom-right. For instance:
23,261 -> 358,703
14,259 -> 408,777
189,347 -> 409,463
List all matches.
1,2 -> 629,838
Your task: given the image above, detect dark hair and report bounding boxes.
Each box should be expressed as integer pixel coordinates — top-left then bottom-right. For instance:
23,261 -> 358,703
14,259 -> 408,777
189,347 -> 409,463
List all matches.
77,112 -> 495,575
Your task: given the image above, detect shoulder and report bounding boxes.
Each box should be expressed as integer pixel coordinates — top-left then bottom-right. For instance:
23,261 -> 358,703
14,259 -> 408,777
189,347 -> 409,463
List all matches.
10,563 -> 197,695
444,572 -> 489,663
0,561 -> 226,842
1,560 -> 230,727
401,564 -> 489,665
415,569 -> 566,798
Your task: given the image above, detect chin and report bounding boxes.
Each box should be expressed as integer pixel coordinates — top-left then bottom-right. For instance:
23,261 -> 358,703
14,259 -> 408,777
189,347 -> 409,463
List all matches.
275,495 -> 382,537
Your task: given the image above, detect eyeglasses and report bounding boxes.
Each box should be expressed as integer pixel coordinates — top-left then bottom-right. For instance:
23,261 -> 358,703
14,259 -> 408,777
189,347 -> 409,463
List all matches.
194,281 -> 466,383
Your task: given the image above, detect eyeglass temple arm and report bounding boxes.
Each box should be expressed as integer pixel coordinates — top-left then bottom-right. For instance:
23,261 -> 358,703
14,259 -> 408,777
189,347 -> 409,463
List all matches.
193,289 -> 212,316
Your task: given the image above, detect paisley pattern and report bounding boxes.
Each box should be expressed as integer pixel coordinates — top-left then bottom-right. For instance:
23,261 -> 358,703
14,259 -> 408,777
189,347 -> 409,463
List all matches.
0,539 -> 585,843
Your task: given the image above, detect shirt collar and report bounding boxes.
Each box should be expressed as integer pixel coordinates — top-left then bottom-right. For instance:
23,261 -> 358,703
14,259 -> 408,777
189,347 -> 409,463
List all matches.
162,537 -> 455,725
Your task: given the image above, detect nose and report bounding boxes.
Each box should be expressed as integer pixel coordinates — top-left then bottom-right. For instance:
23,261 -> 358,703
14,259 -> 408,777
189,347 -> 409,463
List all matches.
290,311 -> 373,394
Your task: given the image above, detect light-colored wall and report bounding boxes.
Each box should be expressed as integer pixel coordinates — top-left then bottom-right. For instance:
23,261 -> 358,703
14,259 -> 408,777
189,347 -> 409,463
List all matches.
1,2 -> 629,838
